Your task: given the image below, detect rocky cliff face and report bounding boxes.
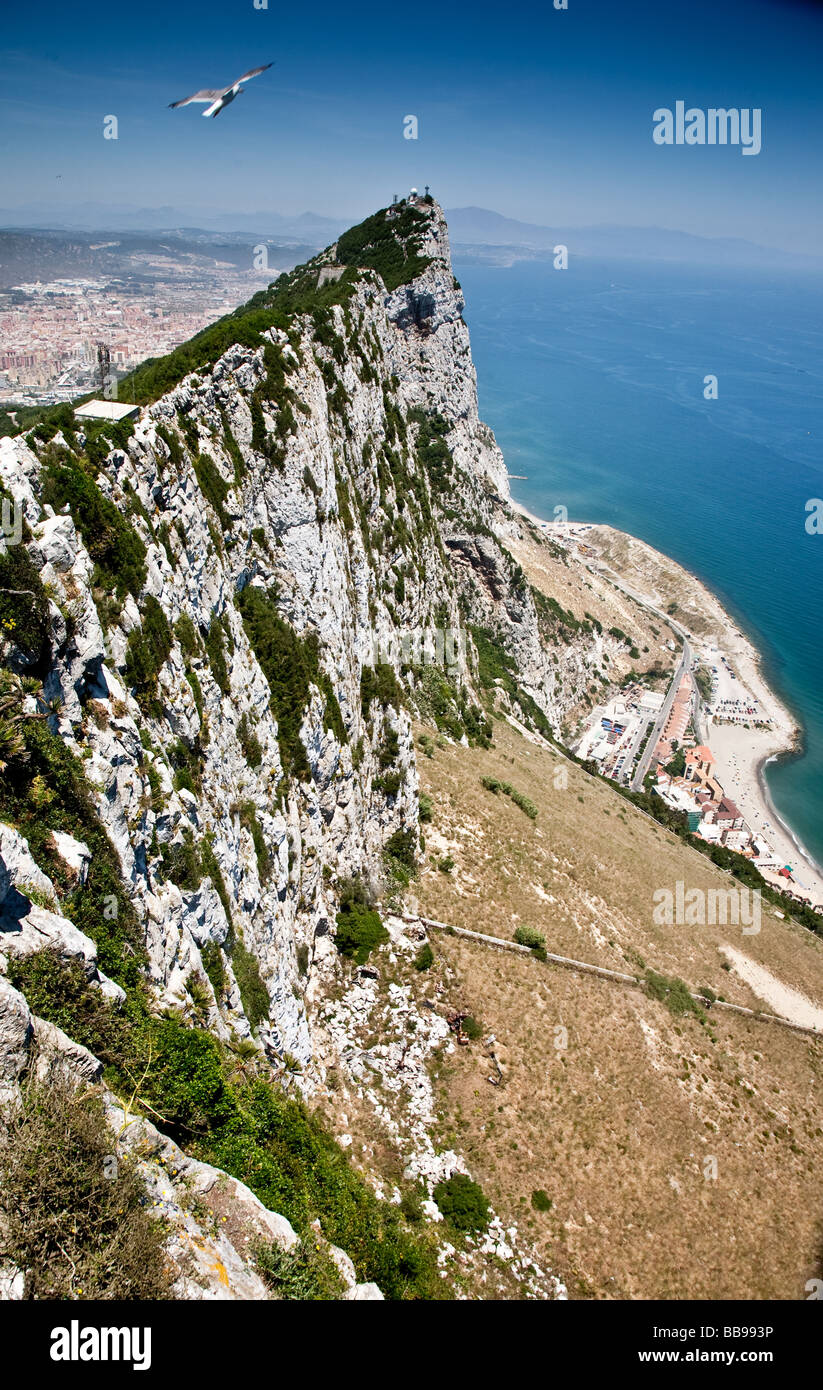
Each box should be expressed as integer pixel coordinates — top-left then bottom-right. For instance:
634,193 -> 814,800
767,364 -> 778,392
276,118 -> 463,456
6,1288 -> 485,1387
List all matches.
0,199 -> 590,1298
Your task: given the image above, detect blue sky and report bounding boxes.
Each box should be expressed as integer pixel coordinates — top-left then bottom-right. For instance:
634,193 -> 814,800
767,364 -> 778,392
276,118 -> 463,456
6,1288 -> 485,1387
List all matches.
2,0 -> 822,251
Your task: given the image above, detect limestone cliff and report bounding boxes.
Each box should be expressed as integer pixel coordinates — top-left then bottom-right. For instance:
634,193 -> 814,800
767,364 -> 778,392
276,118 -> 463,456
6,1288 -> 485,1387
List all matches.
0,198 -> 594,1299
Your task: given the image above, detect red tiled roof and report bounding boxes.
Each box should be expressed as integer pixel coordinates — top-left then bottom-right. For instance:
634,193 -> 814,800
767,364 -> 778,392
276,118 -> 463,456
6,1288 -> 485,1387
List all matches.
685,745 -> 715,764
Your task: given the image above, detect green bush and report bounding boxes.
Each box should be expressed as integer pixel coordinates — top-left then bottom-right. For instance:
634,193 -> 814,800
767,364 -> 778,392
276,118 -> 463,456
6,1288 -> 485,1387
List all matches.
185,666 -> 204,717
229,933 -> 271,1029
480,775 -> 538,821
7,951 -> 131,1069
378,727 -> 400,768
174,611 -> 200,657
221,410 -> 246,482
433,1174 -> 490,1232
414,943 -> 434,972
238,585 -> 339,781
509,788 -> 538,820
645,969 -> 705,1022
199,836 -> 234,924
236,800 -> 270,883
124,596 -> 172,714
238,712 -> 263,769
385,828 -> 417,871
531,1189 -> 552,1212
360,662 -> 404,716
168,735 -> 204,794
399,1186 -> 425,1224
193,452 -> 231,530
334,882 -> 388,965
373,770 -> 401,797
250,391 -> 269,456
204,615 -> 230,695
144,1017 -> 236,1132
254,1237 -> 344,1300
198,835 -> 270,1030
470,624 -> 555,744
200,941 -> 226,999
514,924 -> 546,951
0,530 -> 51,671
161,828 -> 202,891
409,408 -> 453,496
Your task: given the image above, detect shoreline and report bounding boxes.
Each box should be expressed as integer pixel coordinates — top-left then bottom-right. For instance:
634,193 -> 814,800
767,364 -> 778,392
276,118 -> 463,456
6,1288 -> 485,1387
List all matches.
507,496 -> 823,908
757,753 -> 823,896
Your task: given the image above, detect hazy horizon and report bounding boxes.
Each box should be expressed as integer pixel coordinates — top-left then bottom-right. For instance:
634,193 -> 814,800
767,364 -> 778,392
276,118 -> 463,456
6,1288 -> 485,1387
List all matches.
2,203 -> 821,272
3,0 -> 822,255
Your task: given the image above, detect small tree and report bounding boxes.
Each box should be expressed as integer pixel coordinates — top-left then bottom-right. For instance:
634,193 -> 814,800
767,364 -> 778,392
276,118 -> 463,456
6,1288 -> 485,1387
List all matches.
433,1174 -> 490,1232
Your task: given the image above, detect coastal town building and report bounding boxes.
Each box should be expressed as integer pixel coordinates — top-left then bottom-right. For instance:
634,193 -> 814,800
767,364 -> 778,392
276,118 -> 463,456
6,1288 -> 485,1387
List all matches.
653,670 -> 693,765
684,746 -> 715,782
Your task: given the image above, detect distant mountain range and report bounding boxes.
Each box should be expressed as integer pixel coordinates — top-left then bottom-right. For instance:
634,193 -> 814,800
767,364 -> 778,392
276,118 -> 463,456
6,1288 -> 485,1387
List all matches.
0,228 -> 321,291
1,201 -> 820,270
445,207 -> 823,269
0,202 -> 348,240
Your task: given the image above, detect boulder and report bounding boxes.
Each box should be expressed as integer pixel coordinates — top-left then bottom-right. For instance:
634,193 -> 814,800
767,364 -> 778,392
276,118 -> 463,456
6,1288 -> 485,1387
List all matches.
31,513 -> 78,573
0,901 -> 98,974
0,977 -> 33,1085
342,1282 -> 384,1301
31,1017 -> 103,1084
0,824 -> 56,911
49,830 -> 92,885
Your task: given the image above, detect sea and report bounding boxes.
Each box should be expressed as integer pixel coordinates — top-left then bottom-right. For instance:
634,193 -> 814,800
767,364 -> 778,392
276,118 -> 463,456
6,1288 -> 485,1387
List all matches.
454,252 -> 823,871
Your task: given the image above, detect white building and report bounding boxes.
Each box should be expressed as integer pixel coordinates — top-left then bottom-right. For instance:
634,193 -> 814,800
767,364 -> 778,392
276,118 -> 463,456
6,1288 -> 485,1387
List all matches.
74,399 -> 139,423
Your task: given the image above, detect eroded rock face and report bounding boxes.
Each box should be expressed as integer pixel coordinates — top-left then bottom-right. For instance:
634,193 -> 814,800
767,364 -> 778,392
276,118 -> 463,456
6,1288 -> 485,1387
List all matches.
0,202 -> 603,1059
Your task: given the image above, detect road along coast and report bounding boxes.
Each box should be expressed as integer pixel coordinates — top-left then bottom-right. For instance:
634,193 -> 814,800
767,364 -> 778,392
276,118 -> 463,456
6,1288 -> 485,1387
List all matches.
504,501 -> 823,910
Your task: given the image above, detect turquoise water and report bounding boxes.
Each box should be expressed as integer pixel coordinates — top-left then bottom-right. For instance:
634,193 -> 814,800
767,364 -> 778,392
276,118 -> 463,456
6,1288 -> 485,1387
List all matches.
456,254 -> 823,868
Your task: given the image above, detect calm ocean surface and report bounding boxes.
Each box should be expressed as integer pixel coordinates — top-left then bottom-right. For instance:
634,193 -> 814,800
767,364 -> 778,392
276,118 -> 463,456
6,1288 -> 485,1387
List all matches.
455,253 -> 823,868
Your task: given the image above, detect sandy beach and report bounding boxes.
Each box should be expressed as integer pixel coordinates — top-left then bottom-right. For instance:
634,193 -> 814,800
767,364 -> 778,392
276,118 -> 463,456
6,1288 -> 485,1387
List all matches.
506,498 -> 823,910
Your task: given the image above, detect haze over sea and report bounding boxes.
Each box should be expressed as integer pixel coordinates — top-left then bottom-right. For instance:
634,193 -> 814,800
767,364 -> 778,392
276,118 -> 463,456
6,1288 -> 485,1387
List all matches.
455,252 -> 823,872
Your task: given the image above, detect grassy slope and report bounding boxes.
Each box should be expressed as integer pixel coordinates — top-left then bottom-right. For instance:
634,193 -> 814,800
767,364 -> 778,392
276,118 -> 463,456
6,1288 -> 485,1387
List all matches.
414,718 -> 823,1299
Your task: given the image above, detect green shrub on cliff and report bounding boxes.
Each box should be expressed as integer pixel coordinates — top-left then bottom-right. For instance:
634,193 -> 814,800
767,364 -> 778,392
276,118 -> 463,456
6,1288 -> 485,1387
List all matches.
433,1174 -> 489,1233
238,585 -> 346,781
124,595 -> 173,715
335,902 -> 388,964
0,540 -> 51,671
40,450 -> 146,600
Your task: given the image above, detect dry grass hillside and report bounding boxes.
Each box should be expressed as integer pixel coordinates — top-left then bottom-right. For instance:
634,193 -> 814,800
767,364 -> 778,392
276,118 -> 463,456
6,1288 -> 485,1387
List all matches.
500,514 -> 679,737
412,719 -> 823,1299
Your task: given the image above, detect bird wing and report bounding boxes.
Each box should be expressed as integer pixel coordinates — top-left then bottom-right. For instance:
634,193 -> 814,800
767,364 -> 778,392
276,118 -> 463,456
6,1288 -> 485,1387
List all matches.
169,88 -> 227,109
234,63 -> 273,85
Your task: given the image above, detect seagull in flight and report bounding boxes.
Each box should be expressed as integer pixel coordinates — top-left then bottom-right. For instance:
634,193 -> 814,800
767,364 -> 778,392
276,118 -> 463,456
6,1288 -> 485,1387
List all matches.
169,63 -> 273,118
